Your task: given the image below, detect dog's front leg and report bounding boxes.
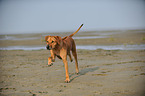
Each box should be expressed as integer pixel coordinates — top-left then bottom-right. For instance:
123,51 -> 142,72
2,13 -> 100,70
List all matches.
61,51 -> 70,83
62,58 -> 70,83
48,57 -> 53,66
48,50 -> 55,66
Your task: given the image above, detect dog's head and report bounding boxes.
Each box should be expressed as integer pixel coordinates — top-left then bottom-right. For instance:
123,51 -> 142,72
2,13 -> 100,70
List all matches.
45,35 -> 62,50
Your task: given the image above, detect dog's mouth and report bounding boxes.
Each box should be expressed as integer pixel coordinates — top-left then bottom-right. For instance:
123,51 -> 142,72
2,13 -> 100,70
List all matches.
46,45 -> 52,50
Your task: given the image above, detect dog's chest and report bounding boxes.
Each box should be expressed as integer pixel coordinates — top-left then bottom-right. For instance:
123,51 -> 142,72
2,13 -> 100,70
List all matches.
53,50 -> 62,60
53,50 -> 60,56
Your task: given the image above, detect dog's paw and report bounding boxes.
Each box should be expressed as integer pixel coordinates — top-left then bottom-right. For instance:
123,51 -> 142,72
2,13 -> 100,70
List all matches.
48,63 -> 53,67
52,59 -> 55,62
65,79 -> 70,83
76,72 -> 79,75
71,59 -> 73,62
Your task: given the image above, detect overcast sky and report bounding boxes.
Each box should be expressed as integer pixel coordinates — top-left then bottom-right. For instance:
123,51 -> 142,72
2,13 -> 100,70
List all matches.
0,0 -> 145,34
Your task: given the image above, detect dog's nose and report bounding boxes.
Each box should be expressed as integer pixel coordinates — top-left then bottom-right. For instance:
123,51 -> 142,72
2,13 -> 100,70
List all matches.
46,45 -> 50,50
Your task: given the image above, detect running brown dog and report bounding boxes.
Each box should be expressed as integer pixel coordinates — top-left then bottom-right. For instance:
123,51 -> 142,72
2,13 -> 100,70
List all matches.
45,24 -> 83,83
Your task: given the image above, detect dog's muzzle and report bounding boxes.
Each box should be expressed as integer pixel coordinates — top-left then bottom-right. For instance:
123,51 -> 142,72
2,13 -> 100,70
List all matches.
46,45 -> 51,50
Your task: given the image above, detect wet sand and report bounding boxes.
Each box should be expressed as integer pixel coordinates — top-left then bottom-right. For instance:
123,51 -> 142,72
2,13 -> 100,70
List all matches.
0,30 -> 145,96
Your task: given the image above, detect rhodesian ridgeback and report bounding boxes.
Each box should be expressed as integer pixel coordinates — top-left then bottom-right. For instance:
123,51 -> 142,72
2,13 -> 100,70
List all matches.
45,24 -> 83,83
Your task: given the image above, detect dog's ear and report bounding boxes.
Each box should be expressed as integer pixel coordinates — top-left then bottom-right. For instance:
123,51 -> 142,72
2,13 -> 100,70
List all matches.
54,36 -> 62,45
45,35 -> 50,41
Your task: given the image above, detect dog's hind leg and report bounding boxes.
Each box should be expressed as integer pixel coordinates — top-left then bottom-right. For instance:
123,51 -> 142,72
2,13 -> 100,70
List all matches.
68,52 -> 73,62
72,45 -> 79,74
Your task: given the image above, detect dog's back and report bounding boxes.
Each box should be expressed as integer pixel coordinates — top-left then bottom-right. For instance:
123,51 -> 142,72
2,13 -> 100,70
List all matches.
62,36 -> 75,51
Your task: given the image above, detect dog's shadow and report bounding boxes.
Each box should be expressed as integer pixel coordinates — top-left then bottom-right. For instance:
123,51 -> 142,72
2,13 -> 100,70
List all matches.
69,66 -> 99,82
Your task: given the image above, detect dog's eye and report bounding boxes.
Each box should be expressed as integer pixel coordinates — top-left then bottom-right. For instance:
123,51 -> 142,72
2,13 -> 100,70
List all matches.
51,41 -> 54,43
46,41 -> 48,43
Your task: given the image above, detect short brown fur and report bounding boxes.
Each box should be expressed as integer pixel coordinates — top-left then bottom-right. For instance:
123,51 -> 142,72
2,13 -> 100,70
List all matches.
45,24 -> 83,83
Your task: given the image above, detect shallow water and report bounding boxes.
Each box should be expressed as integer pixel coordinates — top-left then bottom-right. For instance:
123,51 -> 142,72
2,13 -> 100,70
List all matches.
0,44 -> 145,50
0,35 -> 108,41
76,44 -> 145,50
0,31 -> 121,41
0,35 -> 40,40
73,36 -> 108,39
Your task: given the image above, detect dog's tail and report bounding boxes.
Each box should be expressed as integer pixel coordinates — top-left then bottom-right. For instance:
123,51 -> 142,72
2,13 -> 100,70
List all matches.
69,24 -> 83,37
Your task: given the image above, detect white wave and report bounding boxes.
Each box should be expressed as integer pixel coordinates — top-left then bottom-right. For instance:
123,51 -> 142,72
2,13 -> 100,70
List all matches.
0,44 -> 145,50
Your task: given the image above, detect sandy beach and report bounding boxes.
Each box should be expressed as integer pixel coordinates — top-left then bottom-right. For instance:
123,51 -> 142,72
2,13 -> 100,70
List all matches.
0,30 -> 145,96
